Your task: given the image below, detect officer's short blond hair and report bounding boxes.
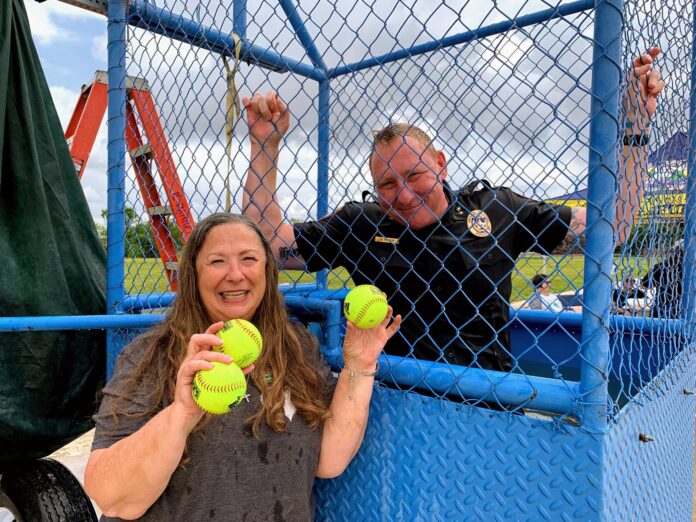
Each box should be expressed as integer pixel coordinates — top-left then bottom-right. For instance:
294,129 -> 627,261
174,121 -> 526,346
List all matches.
370,123 -> 437,162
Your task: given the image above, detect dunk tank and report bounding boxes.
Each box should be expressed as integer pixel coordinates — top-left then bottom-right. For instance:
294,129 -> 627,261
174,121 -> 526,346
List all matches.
1,0 -> 695,519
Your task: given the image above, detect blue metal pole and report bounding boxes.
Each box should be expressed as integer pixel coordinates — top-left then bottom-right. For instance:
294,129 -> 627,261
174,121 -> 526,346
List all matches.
578,0 -> 624,432
284,296 -> 342,350
106,0 -> 128,367
118,284 -> 321,312
680,7 -> 696,339
316,78 -> 331,289
0,315 -> 164,331
278,0 -> 327,70
127,0 -> 325,81
329,0 -> 594,78
319,351 -> 578,414
232,0 -> 246,40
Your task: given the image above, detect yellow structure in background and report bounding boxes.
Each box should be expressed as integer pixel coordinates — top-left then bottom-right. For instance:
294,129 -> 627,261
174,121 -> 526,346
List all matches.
546,139 -> 688,223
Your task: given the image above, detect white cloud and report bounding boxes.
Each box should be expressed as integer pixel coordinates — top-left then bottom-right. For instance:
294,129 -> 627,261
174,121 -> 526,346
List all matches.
79,126 -> 109,220
91,32 -> 108,63
25,2 -> 73,44
49,85 -> 78,127
24,0 -> 101,44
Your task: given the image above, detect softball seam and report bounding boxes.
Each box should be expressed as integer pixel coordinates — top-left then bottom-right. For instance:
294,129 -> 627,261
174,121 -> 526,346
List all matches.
353,296 -> 387,324
236,322 -> 262,351
195,374 -> 246,393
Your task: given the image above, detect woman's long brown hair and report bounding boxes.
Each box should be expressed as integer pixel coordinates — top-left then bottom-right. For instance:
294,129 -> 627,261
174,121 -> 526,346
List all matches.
111,213 -> 331,440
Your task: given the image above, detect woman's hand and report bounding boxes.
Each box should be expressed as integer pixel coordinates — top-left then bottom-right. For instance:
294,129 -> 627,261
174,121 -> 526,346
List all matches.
172,322 -> 255,429
342,305 -> 401,372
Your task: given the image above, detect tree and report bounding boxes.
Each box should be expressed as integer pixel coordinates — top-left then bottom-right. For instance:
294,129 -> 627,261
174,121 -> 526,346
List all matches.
97,208 -> 184,258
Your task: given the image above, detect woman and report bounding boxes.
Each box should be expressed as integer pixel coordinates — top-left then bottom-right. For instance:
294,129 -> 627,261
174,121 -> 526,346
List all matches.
84,213 -> 401,521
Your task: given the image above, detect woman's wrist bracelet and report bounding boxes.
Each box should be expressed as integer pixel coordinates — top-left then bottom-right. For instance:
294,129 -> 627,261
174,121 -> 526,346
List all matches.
343,362 -> 379,400
343,361 -> 379,377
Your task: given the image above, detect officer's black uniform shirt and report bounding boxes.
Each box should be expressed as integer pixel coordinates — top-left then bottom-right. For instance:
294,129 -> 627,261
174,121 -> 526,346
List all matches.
293,181 -> 572,372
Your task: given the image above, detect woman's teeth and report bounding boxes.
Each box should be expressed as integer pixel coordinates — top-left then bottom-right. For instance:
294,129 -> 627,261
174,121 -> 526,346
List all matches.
221,291 -> 246,298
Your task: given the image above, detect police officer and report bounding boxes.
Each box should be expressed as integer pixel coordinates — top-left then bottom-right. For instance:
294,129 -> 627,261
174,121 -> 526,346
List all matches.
242,49 -> 664,372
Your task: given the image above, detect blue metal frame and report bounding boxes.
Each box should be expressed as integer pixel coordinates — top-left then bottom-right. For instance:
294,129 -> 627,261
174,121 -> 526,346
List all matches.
127,0 -> 326,81
328,0 -> 595,78
106,0 -> 128,365
6,0 -> 664,424
232,0 -> 246,40
278,0 -> 327,70
682,4 -> 696,339
577,0 -> 624,433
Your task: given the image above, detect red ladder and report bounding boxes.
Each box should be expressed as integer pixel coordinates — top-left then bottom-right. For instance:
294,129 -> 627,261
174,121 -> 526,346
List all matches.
65,71 -> 195,291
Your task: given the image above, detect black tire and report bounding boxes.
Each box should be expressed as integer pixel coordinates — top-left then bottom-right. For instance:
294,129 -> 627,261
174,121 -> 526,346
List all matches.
0,458 -> 97,522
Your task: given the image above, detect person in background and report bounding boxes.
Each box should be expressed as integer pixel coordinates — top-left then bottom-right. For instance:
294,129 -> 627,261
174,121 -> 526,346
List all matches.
641,239 -> 684,318
526,274 -> 564,312
84,213 -> 401,521
612,275 -> 647,315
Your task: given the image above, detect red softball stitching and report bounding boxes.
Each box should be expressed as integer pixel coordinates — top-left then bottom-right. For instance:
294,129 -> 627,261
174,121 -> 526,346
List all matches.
236,321 -> 262,351
195,373 -> 246,393
353,296 -> 386,324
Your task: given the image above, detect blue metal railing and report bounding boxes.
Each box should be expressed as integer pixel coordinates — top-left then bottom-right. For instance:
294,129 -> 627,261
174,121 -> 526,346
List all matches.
577,0 -> 624,432
682,4 -> 696,341
106,0 -> 129,367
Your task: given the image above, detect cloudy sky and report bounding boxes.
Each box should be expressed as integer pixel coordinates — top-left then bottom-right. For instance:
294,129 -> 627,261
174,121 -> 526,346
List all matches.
26,0 -> 690,225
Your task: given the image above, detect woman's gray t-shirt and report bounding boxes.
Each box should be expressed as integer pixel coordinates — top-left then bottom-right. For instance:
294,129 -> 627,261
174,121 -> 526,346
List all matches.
92,328 -> 334,521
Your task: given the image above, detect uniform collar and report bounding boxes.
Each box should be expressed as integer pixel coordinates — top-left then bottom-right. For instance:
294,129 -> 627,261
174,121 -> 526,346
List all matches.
442,180 -> 470,222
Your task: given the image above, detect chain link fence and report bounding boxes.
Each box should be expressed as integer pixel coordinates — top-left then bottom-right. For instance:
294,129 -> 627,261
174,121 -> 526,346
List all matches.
112,0 -> 694,424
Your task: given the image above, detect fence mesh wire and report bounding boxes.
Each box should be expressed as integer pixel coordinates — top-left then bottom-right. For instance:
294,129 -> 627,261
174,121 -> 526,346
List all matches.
106,0 -> 694,421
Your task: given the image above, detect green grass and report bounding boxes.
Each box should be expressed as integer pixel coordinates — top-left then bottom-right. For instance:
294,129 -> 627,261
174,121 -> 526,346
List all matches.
125,254 -> 654,300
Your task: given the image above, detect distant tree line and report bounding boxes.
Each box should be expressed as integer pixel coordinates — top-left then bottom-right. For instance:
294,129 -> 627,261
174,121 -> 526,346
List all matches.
95,208 -> 183,258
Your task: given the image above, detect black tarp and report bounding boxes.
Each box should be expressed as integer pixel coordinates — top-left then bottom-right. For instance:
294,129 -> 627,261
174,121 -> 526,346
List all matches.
0,0 -> 106,464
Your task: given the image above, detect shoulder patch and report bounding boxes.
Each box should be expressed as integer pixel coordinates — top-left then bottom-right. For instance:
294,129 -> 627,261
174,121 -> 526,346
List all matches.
467,210 -> 492,237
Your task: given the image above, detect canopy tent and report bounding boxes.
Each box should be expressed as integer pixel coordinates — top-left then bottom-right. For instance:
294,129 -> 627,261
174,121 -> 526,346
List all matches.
0,0 -> 106,463
547,131 -> 688,221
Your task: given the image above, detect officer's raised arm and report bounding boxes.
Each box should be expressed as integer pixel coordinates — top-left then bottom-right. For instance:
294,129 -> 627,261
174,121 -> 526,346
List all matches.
242,91 -> 306,269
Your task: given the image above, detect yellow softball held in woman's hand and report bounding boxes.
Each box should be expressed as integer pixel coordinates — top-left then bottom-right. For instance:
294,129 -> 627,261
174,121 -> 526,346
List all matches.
192,362 -> 247,415
213,319 -> 263,369
343,285 -> 389,329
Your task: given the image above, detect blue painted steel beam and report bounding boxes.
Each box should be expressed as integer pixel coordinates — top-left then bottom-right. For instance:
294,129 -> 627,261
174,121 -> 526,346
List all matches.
578,0 -> 624,433
118,284 -> 321,312
127,0 -> 326,81
328,0 -> 595,78
0,315 -> 164,331
284,296 -> 343,351
321,351 -> 578,414
316,78 -> 331,289
232,0 -> 246,41
278,0 -> 327,71
681,6 -> 696,341
106,0 -> 128,367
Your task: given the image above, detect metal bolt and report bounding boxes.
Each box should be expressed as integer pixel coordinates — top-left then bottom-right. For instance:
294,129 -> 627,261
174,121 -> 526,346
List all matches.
683,389 -> 695,396
639,433 -> 654,443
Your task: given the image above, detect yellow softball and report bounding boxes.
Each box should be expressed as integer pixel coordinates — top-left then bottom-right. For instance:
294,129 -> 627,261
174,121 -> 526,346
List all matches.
213,319 -> 263,369
192,362 -> 247,415
343,284 -> 389,329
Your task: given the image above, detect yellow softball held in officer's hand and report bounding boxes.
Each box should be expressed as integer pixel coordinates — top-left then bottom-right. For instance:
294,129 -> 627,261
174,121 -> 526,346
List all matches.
344,284 -> 389,329
192,362 -> 247,415
213,319 -> 263,369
